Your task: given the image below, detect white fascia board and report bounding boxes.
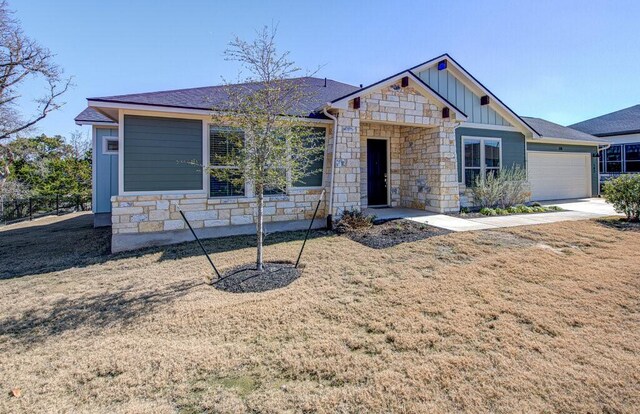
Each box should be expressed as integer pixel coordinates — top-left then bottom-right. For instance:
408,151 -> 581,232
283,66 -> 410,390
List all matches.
328,71 -> 468,121
88,100 -> 213,116
528,136 -> 605,146
89,100 -> 333,124
75,120 -> 118,126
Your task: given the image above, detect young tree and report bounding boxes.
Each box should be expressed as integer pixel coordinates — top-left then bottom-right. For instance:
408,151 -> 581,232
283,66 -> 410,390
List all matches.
210,26 -> 324,271
0,0 -> 71,190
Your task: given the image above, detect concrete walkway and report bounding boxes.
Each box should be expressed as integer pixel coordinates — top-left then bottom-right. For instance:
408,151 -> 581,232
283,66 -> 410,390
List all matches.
364,198 -> 619,232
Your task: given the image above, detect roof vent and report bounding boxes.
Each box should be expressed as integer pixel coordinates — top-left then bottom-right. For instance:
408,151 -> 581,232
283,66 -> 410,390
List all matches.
324,77 -> 327,87
480,95 -> 490,106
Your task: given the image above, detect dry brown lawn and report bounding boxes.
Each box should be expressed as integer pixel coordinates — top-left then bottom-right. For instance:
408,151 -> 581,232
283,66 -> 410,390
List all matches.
0,212 -> 639,413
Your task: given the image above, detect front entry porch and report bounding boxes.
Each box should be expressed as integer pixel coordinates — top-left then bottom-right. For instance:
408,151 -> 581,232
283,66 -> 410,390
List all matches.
358,121 -> 460,213
329,74 -> 463,215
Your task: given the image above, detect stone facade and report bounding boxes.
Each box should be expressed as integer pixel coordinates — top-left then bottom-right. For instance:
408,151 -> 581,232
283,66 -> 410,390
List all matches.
347,80 -> 461,213
111,188 -> 326,236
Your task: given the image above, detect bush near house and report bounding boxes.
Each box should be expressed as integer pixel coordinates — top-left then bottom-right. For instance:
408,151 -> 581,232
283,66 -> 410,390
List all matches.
335,209 -> 375,233
479,204 -> 561,216
470,166 -> 530,209
603,174 -> 640,221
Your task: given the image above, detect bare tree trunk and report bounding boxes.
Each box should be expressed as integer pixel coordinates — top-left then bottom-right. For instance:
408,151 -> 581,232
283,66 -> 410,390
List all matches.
256,185 -> 264,272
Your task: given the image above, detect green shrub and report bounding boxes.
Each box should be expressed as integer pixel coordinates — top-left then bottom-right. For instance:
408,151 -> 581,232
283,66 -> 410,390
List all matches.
603,175 -> 640,221
495,208 -> 508,215
480,207 -> 497,216
471,166 -> 530,209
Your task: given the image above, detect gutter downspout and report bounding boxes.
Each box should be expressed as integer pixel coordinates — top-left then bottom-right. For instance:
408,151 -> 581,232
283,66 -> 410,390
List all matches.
323,106 -> 338,229
596,143 -> 611,197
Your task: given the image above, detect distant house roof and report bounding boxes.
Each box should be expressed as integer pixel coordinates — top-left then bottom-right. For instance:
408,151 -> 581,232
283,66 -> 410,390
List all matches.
74,107 -> 116,124
522,116 -> 606,144
81,77 -> 359,119
569,104 -> 640,136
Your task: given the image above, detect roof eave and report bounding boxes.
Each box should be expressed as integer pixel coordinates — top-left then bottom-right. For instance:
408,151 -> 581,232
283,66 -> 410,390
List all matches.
532,136 -> 607,146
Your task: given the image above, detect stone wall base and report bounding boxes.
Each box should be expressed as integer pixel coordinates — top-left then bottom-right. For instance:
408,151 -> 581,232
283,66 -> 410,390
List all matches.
111,218 -> 326,253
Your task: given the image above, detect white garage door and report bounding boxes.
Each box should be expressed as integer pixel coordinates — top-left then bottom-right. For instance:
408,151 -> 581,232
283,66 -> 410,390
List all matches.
527,151 -> 591,201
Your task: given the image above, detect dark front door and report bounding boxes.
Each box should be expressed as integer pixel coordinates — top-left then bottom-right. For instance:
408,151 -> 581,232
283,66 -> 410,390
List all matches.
367,139 -> 388,206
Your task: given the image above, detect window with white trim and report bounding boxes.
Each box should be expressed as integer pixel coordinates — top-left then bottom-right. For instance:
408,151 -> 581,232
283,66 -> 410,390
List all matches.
209,126 -> 245,197
624,143 -> 640,173
463,136 -> 502,187
103,138 -> 118,155
604,145 -> 622,173
601,143 -> 640,174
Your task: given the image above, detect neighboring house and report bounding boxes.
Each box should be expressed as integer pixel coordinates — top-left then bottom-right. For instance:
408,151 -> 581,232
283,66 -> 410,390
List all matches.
570,104 -> 640,183
75,54 -> 607,252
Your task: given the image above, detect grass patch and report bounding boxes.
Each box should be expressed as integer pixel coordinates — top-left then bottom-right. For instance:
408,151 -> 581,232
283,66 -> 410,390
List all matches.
0,213 -> 638,413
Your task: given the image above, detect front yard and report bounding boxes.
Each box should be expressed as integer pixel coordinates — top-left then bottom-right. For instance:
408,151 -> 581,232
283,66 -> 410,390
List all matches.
0,213 -> 638,413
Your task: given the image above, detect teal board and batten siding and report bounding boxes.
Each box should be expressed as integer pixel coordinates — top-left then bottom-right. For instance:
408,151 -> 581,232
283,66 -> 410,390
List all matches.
95,128 -> 119,213
418,67 -> 512,126
455,127 -> 526,182
123,115 -> 203,192
527,143 -> 599,196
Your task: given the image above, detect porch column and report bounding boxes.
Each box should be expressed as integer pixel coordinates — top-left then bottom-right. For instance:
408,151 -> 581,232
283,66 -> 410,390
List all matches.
332,109 -> 361,214
425,121 -> 460,213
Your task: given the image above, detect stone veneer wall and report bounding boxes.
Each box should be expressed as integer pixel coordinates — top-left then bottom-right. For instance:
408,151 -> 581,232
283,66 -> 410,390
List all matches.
400,126 -> 460,212
111,188 -> 326,236
344,81 -> 461,213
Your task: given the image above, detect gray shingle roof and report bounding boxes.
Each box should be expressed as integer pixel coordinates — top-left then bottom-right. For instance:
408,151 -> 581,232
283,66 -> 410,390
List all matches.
569,104 -> 640,136
81,77 -> 359,118
521,116 -> 606,143
74,107 -> 116,123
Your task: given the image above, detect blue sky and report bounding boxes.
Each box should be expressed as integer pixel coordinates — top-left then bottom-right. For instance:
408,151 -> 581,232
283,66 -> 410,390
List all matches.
13,0 -> 640,138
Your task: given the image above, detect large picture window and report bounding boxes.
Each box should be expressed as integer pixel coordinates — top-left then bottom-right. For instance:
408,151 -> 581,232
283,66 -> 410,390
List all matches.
209,127 -> 245,197
463,137 -> 502,187
625,143 -> 640,173
293,127 -> 326,187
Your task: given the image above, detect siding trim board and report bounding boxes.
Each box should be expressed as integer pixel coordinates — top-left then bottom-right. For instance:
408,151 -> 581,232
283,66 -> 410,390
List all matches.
122,114 -> 204,193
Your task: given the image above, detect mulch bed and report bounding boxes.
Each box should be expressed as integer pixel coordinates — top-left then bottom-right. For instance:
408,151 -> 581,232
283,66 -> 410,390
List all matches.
597,217 -> 640,232
341,219 -> 450,249
214,261 -> 302,293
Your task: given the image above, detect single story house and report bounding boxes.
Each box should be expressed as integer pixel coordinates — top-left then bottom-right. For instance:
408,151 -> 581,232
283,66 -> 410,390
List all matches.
570,104 -> 640,182
75,54 -> 607,252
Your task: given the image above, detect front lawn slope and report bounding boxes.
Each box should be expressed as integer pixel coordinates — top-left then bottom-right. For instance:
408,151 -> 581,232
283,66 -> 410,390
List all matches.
0,214 -> 638,413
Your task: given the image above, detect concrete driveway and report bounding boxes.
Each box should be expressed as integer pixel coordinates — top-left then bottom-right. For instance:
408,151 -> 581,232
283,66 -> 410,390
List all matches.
365,198 -> 619,232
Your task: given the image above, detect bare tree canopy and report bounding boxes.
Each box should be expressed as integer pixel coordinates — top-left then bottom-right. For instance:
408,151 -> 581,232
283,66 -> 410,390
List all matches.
0,0 -> 71,192
0,0 -> 71,140
210,26 -> 324,271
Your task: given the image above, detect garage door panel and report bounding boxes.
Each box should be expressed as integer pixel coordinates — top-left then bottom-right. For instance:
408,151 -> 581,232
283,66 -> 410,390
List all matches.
527,152 -> 591,201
